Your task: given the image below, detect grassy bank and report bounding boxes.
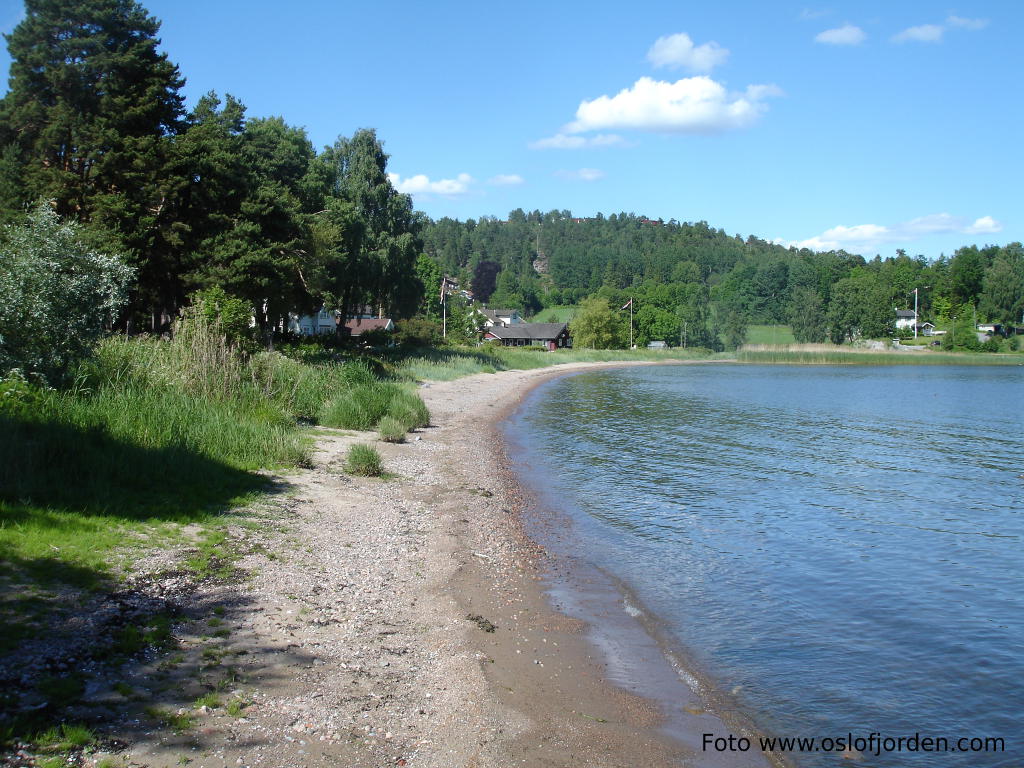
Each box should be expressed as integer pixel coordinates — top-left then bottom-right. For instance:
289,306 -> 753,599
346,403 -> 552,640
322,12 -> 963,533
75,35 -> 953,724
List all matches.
391,345 -> 718,381
737,343 -> 1024,365
1,319 -> 430,658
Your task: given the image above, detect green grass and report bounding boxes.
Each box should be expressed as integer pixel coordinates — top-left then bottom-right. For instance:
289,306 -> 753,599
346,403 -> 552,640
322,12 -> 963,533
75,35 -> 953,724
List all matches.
377,416 -> 407,443
393,345 -> 716,382
225,696 -> 249,718
34,723 -> 95,752
737,343 -> 1024,365
742,324 -> 797,345
144,706 -> 194,732
533,304 -> 578,323
345,444 -> 384,477
193,692 -> 222,709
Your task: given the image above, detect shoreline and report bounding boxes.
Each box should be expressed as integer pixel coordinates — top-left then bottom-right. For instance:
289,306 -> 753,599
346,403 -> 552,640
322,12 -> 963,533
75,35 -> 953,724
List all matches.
70,359 -> 770,768
422,359 -> 773,767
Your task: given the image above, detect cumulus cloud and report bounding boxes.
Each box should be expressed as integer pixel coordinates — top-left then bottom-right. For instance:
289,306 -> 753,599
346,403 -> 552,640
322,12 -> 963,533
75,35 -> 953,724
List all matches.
555,168 -> 606,182
564,76 -> 782,135
780,213 -> 1003,252
815,23 -> 866,45
892,24 -> 944,43
647,33 -> 729,72
966,216 -> 1002,234
387,172 -> 473,197
528,133 -> 627,150
487,174 -> 524,186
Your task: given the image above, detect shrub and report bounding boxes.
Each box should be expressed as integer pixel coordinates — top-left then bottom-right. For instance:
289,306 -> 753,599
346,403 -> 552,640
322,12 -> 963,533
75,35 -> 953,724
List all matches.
189,287 -> 257,351
394,317 -> 443,347
346,444 -> 383,476
0,204 -> 133,383
377,416 -> 407,443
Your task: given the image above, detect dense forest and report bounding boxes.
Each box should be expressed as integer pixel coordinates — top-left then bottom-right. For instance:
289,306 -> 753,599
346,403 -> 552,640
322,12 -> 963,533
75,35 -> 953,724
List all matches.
1,0 -> 1022,359
422,212 -> 1024,349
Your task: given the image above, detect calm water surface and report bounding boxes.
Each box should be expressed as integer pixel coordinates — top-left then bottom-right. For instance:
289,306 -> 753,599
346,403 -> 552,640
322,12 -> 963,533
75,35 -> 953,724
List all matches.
506,364 -> 1023,767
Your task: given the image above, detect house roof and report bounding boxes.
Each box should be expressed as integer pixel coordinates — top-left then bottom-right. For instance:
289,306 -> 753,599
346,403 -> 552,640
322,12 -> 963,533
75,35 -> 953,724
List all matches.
481,308 -> 517,317
895,310 -> 917,318
486,322 -> 568,340
343,318 -> 393,335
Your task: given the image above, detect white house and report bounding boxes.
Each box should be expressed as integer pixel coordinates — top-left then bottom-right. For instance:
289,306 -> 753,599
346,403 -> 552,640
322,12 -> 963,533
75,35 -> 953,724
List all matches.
895,309 -> 917,330
478,308 -> 522,328
288,308 -> 338,336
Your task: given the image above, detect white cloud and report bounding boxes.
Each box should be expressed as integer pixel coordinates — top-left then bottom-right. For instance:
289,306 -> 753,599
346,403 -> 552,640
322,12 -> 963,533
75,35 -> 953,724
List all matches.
892,24 -> 944,43
815,24 -> 866,45
966,216 -> 1002,234
780,213 -> 1003,252
528,133 -> 627,150
564,76 -> 781,135
947,15 -> 988,30
387,172 -> 474,197
646,33 -> 729,72
487,174 -> 525,186
555,168 -> 606,182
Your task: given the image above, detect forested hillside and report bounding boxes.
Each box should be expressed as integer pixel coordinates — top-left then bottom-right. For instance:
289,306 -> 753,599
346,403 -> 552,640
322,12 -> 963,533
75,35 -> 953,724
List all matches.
422,210 -> 1024,348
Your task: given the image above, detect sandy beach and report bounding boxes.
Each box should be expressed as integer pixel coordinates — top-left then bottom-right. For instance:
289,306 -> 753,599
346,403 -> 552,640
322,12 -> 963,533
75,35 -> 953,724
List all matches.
86,361 -> 770,768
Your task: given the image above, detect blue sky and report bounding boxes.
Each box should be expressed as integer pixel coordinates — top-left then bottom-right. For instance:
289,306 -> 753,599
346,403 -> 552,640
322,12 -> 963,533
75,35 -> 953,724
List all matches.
1,0 -> 1019,260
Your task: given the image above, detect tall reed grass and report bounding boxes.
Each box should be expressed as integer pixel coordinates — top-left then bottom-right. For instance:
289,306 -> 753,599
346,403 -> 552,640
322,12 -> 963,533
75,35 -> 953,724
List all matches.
736,344 -> 1023,366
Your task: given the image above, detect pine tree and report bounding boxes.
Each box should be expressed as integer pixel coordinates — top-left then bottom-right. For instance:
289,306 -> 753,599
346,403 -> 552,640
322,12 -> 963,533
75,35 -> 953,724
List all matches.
0,0 -> 186,325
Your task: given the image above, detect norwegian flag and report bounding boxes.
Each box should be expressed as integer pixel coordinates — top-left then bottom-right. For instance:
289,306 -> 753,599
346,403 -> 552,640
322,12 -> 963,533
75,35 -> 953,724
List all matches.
621,298 -> 633,310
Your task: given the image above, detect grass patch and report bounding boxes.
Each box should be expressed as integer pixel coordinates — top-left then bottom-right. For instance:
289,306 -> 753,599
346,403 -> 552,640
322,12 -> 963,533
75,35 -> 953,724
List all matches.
34,722 -> 95,752
184,529 -> 239,581
144,706 -> 194,732
377,416 -> 407,443
225,696 -> 249,718
193,692 -> 221,709
742,324 -> 797,345
345,445 -> 384,477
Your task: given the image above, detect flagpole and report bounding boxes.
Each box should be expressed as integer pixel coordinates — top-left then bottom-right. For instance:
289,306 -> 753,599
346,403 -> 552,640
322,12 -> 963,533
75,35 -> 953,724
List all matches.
913,287 -> 918,339
630,297 -> 634,349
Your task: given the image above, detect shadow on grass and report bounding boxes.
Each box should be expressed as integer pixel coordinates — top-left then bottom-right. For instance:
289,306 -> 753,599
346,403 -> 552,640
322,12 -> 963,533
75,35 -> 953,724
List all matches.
0,414 -> 275,522
382,345 -> 502,368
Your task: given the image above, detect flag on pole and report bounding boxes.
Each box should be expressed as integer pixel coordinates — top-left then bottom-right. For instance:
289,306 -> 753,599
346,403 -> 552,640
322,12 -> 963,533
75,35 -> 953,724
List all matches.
621,298 -> 633,310
440,277 -> 449,303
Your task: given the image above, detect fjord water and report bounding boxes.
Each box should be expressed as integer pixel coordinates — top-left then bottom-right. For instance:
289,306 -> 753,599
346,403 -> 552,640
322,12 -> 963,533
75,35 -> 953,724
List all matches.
505,364 -> 1023,767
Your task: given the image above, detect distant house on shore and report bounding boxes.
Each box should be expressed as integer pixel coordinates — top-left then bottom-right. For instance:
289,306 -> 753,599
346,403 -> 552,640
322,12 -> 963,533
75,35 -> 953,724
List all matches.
647,340 -> 667,349
343,317 -> 394,337
479,308 -> 522,328
287,309 -> 393,338
288,308 -> 337,336
895,310 -> 917,330
484,322 -> 571,350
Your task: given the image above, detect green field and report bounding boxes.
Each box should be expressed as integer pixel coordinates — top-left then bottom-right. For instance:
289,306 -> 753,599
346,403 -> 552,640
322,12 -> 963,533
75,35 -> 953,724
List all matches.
743,324 -> 797,345
532,305 -> 578,322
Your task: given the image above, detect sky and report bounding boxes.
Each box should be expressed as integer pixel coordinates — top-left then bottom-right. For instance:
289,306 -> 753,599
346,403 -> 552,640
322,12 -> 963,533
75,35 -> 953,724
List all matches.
1,0 -> 1020,261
